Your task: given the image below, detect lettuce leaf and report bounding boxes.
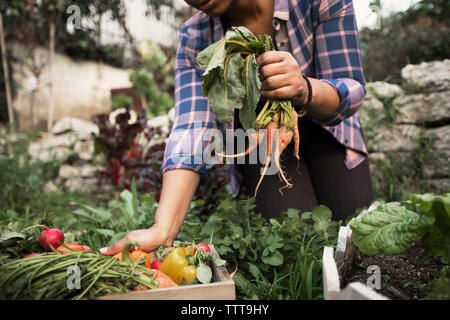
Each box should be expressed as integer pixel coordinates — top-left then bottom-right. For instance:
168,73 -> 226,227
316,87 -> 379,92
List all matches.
408,193 -> 450,264
349,203 -> 435,255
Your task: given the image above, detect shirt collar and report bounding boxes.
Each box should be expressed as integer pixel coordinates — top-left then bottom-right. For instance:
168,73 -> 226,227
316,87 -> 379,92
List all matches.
274,0 -> 290,21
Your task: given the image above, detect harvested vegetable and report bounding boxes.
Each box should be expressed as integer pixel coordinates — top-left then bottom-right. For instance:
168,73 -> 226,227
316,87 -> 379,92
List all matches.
196,243 -> 210,253
152,269 -> 178,288
113,248 -> 151,269
196,26 -> 302,196
56,243 -> 85,254
0,241 -> 159,300
19,224 -> 64,251
151,260 -> 163,270
159,247 -> 197,285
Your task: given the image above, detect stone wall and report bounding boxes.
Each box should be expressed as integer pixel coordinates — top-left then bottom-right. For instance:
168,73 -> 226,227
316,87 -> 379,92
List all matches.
358,60 -> 450,199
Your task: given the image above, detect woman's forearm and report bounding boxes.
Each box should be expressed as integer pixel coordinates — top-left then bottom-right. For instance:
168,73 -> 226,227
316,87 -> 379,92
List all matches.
303,77 -> 340,121
153,169 -> 200,242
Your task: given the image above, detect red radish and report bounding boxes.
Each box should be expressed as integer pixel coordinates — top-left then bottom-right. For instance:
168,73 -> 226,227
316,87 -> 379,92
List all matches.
39,227 -> 65,251
24,253 -> 39,258
81,245 -> 92,251
151,260 -> 163,270
196,243 -> 210,253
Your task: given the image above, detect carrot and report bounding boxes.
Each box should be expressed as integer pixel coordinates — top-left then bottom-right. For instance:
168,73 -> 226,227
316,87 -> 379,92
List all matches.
215,131 -> 263,159
292,110 -> 300,160
254,114 -> 279,197
152,269 -> 178,288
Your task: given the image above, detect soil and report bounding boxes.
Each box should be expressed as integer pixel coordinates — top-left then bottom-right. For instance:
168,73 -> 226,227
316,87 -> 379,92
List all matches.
342,241 -> 448,300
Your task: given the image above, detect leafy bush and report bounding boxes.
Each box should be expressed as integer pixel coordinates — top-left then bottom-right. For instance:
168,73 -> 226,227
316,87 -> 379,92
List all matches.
361,1 -> 450,82
93,107 -> 166,198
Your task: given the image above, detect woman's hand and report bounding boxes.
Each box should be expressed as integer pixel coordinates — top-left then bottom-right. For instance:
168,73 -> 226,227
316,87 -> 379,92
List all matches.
99,225 -> 173,256
256,51 -> 308,103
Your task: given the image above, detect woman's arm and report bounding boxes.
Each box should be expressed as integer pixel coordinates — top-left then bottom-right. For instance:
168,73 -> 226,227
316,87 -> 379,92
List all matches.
256,51 -> 341,120
100,169 -> 200,255
100,20 -> 214,255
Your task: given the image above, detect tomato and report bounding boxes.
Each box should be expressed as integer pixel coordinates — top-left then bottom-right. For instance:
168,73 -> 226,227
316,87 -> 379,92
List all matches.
196,243 -> 210,253
24,253 -> 39,258
81,245 -> 92,251
130,250 -> 151,269
113,250 -> 151,269
56,243 -> 85,254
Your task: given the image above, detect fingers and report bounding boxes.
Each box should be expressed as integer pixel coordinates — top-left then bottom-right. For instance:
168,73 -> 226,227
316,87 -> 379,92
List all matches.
259,61 -> 286,81
261,74 -> 291,91
256,51 -> 286,67
99,236 -> 129,256
261,86 -> 297,100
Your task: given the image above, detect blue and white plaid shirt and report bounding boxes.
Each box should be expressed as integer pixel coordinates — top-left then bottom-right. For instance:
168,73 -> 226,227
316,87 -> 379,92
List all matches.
163,0 -> 368,192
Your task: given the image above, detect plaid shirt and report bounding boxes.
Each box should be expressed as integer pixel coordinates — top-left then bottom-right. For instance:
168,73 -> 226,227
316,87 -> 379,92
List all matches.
163,0 -> 368,192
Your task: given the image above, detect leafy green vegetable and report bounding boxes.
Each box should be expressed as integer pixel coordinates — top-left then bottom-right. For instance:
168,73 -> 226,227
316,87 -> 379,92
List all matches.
350,193 -> 450,264
349,203 -> 435,255
196,26 -> 273,130
407,193 -> 450,264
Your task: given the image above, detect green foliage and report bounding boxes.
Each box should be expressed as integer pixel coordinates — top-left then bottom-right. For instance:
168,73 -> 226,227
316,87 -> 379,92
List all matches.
360,1 -> 450,82
111,94 -> 133,111
129,68 -> 174,117
349,203 -> 435,255
177,195 -> 339,300
350,193 -> 450,263
196,26 -> 272,130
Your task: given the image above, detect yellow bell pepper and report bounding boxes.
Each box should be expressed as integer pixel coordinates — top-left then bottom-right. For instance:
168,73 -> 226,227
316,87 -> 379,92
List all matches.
159,247 -> 197,285
183,246 -> 196,256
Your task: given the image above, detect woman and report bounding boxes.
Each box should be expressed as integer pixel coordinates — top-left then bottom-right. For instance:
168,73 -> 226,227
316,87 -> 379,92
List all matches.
100,0 -> 374,256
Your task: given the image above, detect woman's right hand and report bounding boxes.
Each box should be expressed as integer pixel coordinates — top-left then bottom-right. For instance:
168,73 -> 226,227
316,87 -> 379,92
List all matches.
99,169 -> 201,256
99,225 -> 172,256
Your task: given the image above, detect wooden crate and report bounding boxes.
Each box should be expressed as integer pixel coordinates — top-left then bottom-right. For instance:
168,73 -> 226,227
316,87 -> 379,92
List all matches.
322,202 -> 390,300
100,245 -> 236,300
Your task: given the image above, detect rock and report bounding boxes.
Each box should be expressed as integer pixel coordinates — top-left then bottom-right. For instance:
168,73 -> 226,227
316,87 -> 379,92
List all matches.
427,178 -> 450,192
358,90 -> 384,127
64,177 -> 99,192
74,140 -> 95,161
58,164 -> 101,179
395,91 -> 450,125
109,108 -> 137,126
147,114 -> 171,136
428,126 -> 450,153
28,133 -> 77,162
370,125 -> 421,152
52,117 -> 99,139
401,59 -> 450,93
43,181 -> 59,193
423,127 -> 450,178
367,82 -> 403,100
168,107 -> 175,122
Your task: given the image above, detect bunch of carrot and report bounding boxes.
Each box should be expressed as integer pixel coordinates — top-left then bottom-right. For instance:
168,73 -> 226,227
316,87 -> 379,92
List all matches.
197,26 -> 302,197
219,99 -> 300,197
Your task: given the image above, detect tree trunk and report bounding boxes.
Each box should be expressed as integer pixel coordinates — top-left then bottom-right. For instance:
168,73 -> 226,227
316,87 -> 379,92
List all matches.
47,19 -> 55,132
0,13 -> 14,127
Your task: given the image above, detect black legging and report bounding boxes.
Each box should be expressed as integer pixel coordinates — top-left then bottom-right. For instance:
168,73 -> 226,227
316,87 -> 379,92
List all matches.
235,114 -> 375,221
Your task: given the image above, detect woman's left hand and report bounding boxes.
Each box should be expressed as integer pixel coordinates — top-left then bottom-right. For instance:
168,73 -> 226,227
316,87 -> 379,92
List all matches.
256,51 -> 308,103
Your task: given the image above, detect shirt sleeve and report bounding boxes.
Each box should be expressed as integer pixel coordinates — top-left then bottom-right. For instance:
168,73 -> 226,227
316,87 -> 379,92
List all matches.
308,0 -> 366,126
161,24 -> 217,175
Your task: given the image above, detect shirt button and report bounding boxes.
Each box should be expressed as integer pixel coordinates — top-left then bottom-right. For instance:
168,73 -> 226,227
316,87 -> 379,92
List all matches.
280,41 -> 286,47
344,139 -> 349,144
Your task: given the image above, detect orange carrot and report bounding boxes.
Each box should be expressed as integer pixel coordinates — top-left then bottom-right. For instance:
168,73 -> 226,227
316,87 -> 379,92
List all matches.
215,131 -> 264,159
152,269 -> 178,288
292,110 -> 300,160
254,114 -> 279,197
